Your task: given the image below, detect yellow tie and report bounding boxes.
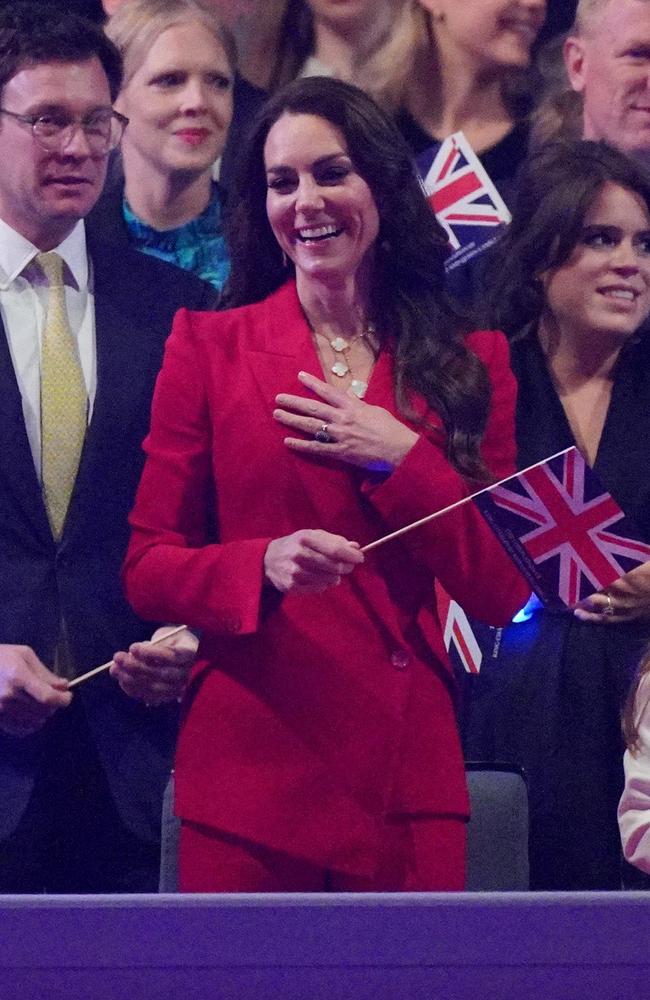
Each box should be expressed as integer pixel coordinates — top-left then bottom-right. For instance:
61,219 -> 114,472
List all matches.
37,251 -> 87,540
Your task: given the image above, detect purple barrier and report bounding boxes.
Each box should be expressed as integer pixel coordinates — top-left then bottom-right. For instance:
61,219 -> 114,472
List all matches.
1,891 -> 649,999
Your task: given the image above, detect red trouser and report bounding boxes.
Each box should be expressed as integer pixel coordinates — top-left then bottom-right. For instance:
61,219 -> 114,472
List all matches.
179,815 -> 466,892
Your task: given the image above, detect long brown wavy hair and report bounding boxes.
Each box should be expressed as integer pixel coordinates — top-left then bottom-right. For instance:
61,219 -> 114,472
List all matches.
226,76 -> 493,482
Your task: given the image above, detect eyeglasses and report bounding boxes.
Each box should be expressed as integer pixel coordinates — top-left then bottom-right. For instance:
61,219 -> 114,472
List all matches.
0,107 -> 129,154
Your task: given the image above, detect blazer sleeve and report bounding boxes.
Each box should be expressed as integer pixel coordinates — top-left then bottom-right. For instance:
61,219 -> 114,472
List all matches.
619,673 -> 650,875
123,308 -> 273,636
360,330 -> 528,624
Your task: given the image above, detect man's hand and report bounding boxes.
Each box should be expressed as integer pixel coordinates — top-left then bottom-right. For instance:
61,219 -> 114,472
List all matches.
0,645 -> 72,736
110,626 -> 199,705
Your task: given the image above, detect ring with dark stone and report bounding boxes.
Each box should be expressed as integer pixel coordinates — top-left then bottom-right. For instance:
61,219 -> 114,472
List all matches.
314,424 -> 333,444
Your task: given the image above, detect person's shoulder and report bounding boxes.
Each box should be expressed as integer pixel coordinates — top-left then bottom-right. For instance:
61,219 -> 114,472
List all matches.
182,281 -> 291,340
184,285 -> 291,333
89,234 -> 219,313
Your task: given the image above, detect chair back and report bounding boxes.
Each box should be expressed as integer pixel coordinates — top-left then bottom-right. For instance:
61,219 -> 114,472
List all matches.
465,762 -> 529,891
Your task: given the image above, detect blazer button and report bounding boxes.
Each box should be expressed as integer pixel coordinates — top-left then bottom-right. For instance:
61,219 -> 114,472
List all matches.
390,649 -> 410,671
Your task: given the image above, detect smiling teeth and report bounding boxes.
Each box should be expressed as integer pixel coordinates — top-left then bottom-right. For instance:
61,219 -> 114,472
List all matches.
605,289 -> 635,300
298,225 -> 339,242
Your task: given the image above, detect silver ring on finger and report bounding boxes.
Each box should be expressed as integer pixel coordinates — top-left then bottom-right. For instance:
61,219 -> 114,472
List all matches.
314,423 -> 334,444
601,592 -> 615,617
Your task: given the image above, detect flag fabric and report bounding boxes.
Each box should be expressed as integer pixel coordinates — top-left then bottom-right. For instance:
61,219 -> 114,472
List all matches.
473,446 -> 650,609
436,584 -> 504,675
417,131 -> 511,271
444,599 -> 484,674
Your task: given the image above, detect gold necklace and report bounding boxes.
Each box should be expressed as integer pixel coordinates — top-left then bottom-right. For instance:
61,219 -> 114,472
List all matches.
316,323 -> 376,399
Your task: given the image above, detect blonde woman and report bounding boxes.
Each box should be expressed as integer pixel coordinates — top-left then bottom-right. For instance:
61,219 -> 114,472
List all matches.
90,0 -> 236,290
361,1 -> 547,195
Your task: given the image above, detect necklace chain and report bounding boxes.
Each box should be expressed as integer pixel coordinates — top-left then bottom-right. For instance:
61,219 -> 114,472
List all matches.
314,323 -> 376,399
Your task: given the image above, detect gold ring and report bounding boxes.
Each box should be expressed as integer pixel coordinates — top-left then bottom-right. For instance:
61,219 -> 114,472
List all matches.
602,593 -> 615,617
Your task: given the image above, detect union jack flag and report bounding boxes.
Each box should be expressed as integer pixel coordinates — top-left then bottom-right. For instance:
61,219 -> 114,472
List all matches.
474,446 -> 650,608
417,131 -> 511,269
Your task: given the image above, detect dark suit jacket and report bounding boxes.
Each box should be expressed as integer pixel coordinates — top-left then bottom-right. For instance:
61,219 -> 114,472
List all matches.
124,279 -> 528,874
0,229 -> 217,842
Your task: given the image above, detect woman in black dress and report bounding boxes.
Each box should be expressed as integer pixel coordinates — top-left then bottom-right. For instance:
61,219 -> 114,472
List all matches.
464,140 -> 650,889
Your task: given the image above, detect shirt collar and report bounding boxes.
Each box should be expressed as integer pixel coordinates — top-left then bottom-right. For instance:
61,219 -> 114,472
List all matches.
0,217 -> 89,291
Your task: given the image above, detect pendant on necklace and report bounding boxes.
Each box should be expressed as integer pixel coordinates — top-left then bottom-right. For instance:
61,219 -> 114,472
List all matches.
330,336 -> 349,353
331,359 -> 350,377
350,379 -> 368,399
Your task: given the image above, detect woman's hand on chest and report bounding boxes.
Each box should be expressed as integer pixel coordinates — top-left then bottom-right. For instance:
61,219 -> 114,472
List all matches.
273,370 -> 418,471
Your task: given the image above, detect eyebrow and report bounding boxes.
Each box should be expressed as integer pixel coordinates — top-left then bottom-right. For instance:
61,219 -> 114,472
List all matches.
22,102 -> 113,116
265,152 -> 350,174
617,40 -> 650,54
582,223 -> 650,237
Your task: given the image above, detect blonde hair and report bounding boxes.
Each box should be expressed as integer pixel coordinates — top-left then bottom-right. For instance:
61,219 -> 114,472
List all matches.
105,0 -> 237,88
355,0 -> 424,112
358,0 -> 537,118
528,33 -> 582,151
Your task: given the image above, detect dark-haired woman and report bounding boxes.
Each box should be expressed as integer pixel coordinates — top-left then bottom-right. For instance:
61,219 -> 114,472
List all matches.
123,77 -> 527,893
464,140 -> 650,890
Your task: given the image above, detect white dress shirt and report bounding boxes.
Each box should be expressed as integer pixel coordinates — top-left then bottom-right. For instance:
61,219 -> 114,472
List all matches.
0,217 -> 96,480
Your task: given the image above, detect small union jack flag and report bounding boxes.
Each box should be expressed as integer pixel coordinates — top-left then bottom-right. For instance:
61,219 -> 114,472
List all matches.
417,131 -> 511,270
474,446 -> 650,608
435,583 -> 505,675
443,597 -> 484,674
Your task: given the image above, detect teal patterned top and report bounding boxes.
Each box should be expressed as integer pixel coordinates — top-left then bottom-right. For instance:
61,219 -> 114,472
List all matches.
122,183 -> 230,292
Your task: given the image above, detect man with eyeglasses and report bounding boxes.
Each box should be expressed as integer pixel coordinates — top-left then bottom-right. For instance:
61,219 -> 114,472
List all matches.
0,3 -> 215,893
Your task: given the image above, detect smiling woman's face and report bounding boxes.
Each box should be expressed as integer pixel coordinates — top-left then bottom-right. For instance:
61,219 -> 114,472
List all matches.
541,181 -> 650,342
420,0 -> 546,70
264,111 -> 380,288
116,19 -> 233,178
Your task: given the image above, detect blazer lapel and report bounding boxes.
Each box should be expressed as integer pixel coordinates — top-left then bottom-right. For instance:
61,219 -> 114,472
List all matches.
246,282 -> 376,537
0,317 -> 52,543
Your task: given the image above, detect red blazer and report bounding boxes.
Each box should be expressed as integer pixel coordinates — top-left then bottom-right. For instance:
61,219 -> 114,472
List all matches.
124,280 -> 528,875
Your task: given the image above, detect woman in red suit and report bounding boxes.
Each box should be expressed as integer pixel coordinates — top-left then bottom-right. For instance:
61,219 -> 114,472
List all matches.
123,76 -> 527,892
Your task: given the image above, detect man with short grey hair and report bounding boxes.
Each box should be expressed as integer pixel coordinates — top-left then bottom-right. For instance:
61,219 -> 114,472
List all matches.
564,0 -> 650,161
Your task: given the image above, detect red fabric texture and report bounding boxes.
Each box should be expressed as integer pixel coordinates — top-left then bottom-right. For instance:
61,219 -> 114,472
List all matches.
179,814 -> 466,892
124,279 -> 528,879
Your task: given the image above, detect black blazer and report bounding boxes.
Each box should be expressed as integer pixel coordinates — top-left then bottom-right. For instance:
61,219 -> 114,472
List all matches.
0,232 -> 217,842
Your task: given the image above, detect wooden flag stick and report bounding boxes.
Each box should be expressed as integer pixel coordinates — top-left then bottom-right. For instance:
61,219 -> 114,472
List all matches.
68,624 -> 188,689
361,446 -> 573,554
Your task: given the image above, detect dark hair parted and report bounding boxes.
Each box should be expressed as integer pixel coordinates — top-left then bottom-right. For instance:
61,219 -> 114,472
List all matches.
0,2 -> 123,103
482,140 -> 650,336
226,76 -> 492,481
